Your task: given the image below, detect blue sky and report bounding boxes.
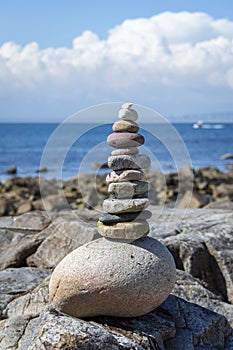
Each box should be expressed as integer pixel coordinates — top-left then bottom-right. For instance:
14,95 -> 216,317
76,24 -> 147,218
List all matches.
0,0 -> 233,122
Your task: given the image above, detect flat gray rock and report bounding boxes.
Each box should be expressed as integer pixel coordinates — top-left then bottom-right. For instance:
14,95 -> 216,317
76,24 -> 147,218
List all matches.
103,198 -> 149,214
108,181 -> 149,198
27,218 -> 100,269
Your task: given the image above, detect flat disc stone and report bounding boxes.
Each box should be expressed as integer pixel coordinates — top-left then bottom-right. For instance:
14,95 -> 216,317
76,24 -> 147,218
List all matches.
99,210 -> 152,224
112,120 -> 139,133
103,198 -> 149,214
107,133 -> 144,148
97,220 -> 149,240
111,148 -> 139,156
118,108 -> 138,121
108,181 -> 149,198
108,154 -> 151,171
49,236 -> 176,318
106,170 -> 145,184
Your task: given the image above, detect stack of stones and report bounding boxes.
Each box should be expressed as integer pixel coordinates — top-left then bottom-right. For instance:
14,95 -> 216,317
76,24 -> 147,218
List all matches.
49,103 -> 176,319
98,103 -> 151,241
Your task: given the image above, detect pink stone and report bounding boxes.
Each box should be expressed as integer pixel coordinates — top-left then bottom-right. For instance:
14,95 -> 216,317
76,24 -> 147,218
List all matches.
107,132 -> 145,149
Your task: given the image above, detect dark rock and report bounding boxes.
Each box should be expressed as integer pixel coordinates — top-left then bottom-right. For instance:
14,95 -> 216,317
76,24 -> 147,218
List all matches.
173,269 -> 233,327
108,154 -> 150,171
36,167 -> 48,173
99,210 -> 152,224
5,165 -> 17,174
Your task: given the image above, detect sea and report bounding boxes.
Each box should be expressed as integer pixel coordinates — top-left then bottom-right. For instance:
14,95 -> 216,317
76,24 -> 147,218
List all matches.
0,122 -> 233,182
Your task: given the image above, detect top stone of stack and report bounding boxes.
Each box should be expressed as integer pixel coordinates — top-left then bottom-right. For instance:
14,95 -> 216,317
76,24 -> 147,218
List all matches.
118,103 -> 138,121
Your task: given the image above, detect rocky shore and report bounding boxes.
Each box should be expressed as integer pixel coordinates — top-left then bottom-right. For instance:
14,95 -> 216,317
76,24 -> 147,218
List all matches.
1,166 -> 233,216
0,208 -> 233,349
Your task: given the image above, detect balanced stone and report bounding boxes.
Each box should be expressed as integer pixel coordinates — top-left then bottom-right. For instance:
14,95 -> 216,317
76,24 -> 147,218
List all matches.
108,181 -> 149,199
106,169 -> 145,184
111,147 -> 139,156
112,120 -> 139,133
97,220 -> 149,240
107,132 -> 144,148
103,198 -> 149,214
99,210 -> 152,224
49,237 -> 176,318
108,154 -> 151,171
118,107 -> 138,122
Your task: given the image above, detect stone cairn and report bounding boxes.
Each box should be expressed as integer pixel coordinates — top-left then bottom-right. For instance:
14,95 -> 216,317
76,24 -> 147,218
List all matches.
98,102 -> 151,241
49,103 -> 176,318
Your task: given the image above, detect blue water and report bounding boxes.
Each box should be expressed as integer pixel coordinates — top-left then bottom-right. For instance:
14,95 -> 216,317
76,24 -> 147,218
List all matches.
0,123 -> 232,182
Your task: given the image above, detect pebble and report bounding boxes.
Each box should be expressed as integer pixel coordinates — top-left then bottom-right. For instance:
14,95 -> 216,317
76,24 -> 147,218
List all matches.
99,210 -> 152,224
97,220 -> 149,240
49,237 -> 176,317
122,102 -> 133,109
112,120 -> 139,133
107,133 -> 145,148
111,147 -> 139,156
108,154 -> 151,171
118,108 -> 138,122
106,169 -> 145,184
103,198 -> 149,214
108,181 -> 149,198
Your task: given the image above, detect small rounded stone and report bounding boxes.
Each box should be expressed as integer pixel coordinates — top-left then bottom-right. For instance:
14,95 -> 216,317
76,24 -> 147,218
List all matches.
49,237 -> 176,318
99,210 -> 152,224
108,154 -> 151,171
112,120 -> 139,133
108,181 -> 149,199
103,198 -> 149,214
106,170 -> 145,184
97,220 -> 149,240
122,102 -> 133,109
111,148 -> 139,156
118,108 -> 138,121
107,133 -> 144,148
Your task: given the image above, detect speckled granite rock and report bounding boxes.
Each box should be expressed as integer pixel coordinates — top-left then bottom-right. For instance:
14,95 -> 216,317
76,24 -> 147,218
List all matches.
49,237 -> 176,318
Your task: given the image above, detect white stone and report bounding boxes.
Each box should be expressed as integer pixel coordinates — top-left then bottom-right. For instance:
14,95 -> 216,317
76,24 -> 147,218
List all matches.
118,108 -> 138,121
122,102 -> 133,109
49,237 -> 176,318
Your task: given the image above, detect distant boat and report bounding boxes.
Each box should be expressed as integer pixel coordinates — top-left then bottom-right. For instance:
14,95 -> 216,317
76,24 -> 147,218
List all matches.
193,120 -> 203,129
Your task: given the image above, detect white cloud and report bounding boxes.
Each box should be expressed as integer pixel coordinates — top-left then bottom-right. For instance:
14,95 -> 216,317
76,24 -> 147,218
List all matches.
0,11 -> 233,120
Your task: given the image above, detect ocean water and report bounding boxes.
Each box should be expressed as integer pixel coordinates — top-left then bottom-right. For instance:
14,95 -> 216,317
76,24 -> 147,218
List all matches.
0,122 -> 232,182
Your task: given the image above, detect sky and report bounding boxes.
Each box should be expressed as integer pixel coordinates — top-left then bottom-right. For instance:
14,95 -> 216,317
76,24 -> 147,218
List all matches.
0,0 -> 233,122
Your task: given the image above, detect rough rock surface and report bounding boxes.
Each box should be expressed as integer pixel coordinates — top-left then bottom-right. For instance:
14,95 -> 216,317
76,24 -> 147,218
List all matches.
0,208 -> 233,349
0,296 -> 232,350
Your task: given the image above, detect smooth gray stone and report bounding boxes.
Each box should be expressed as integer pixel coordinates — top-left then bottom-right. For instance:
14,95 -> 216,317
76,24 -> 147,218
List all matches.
103,198 -> 149,214
106,169 -> 145,184
108,181 -> 149,198
97,220 -> 150,240
108,154 -> 151,171
111,147 -> 139,156
49,237 -> 176,317
99,210 -> 152,224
